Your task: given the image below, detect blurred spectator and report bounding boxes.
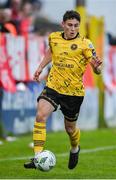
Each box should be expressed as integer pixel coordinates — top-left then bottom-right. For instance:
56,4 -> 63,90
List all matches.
11,0 -> 22,21
0,9 -> 9,32
0,8 -> 18,35
19,2 -> 35,37
10,0 -> 22,34
30,0 -> 42,13
3,8 -> 18,35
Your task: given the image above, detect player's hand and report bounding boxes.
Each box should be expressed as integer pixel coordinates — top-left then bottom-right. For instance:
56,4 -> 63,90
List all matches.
90,56 -> 102,74
33,67 -> 42,82
90,56 -> 102,68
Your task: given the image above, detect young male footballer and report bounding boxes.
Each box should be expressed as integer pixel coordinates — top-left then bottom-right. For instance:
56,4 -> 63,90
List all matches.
24,10 -> 102,170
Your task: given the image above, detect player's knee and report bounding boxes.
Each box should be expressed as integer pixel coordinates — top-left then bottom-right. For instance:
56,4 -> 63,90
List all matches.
65,124 -> 75,135
36,111 -> 47,123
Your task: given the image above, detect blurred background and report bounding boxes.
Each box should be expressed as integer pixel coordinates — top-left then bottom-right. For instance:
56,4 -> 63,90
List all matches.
0,0 -> 116,141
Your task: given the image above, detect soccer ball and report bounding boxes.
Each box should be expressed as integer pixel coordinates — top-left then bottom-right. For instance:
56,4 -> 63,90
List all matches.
34,150 -> 56,171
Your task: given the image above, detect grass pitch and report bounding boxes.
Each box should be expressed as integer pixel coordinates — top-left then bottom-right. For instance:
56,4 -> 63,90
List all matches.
0,128 -> 116,179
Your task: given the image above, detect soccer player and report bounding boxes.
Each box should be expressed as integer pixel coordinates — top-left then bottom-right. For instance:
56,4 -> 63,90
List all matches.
24,10 -> 102,170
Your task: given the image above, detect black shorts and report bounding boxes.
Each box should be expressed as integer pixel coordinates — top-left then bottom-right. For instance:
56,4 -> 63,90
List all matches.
37,86 -> 84,121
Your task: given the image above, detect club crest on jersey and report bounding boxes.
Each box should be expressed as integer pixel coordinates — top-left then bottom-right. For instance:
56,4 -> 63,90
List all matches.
71,44 -> 78,50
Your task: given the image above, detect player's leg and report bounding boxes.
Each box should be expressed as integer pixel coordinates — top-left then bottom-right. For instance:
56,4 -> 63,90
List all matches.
60,95 -> 84,169
33,99 -> 54,155
24,99 -> 55,169
64,119 -> 80,169
65,120 -> 80,152
24,87 -> 59,169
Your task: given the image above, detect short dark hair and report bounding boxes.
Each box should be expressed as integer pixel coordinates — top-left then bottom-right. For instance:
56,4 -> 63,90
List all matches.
63,10 -> 81,22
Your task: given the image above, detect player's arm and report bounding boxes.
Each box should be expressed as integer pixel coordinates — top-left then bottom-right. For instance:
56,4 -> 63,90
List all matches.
90,56 -> 102,74
83,40 -> 102,75
33,48 -> 52,82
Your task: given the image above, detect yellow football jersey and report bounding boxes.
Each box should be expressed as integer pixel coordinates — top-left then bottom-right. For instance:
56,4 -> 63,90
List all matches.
46,32 -> 96,96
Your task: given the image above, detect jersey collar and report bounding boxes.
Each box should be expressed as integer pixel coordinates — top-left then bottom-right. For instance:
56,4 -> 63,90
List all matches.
61,32 -> 80,40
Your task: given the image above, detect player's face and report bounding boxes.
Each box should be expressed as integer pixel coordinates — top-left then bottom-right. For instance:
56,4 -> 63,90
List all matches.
62,18 -> 80,39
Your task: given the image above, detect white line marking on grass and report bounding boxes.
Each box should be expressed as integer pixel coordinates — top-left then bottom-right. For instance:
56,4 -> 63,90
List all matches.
0,145 -> 116,162
57,145 -> 116,157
